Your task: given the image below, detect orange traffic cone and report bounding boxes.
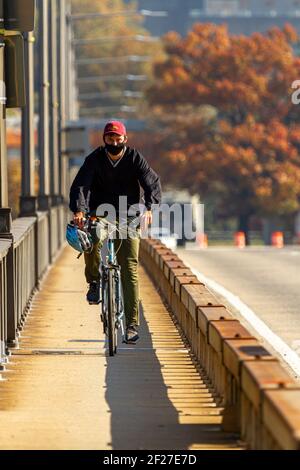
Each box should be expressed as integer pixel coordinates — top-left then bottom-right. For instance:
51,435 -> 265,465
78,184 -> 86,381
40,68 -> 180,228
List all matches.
234,231 -> 246,248
271,231 -> 284,248
196,232 -> 208,248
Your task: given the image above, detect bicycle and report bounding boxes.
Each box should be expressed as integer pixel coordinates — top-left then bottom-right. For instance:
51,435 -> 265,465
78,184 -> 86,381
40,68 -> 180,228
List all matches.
85,215 -> 140,356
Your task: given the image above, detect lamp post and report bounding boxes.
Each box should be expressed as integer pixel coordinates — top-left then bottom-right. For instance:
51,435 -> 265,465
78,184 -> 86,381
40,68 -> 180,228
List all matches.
58,0 -> 68,202
49,0 -> 60,204
0,31 -> 8,209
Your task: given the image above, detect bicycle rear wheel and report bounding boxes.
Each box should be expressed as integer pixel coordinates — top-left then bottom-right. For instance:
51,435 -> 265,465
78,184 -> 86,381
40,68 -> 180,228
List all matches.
107,268 -> 117,356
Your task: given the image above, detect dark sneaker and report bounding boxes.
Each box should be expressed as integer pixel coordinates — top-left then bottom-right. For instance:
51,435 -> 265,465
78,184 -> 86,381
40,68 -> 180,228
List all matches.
125,325 -> 139,343
86,281 -> 101,304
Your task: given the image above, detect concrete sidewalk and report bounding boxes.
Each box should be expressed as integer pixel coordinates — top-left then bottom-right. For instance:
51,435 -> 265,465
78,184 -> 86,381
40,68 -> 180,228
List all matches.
0,246 -> 241,450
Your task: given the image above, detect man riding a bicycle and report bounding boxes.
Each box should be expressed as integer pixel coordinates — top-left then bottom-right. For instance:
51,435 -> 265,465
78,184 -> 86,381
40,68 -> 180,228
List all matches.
69,121 -> 162,343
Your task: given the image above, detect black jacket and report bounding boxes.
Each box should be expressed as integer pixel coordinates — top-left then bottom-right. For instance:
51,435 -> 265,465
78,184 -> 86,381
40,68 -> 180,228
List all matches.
69,146 -> 162,214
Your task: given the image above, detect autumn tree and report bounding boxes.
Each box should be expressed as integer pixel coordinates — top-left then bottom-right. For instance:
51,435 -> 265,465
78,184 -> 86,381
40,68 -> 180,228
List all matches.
146,23 -> 300,243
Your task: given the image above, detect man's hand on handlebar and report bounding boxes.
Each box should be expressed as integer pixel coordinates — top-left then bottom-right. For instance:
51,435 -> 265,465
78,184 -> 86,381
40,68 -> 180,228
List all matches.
142,210 -> 153,226
73,210 -> 152,232
140,210 -> 152,236
73,211 -> 85,229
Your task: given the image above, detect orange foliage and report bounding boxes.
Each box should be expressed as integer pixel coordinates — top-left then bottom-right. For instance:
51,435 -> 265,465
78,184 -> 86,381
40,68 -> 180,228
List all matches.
146,22 -> 300,221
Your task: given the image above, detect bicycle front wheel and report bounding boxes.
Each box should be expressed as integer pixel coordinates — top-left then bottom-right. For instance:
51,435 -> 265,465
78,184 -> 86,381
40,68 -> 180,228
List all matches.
107,268 -> 117,356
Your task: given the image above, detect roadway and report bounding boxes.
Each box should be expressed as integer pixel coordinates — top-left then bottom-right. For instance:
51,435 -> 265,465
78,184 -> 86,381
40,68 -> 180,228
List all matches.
176,245 -> 300,376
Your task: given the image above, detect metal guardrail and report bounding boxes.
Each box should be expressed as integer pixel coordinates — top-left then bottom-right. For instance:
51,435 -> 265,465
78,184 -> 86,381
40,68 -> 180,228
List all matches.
36,211 -> 50,280
0,205 -> 69,368
12,217 -> 37,346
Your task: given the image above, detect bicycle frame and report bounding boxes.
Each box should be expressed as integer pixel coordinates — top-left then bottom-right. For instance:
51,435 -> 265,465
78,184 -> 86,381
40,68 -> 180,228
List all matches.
102,230 -> 125,354
84,215 -> 140,354
106,236 -> 124,325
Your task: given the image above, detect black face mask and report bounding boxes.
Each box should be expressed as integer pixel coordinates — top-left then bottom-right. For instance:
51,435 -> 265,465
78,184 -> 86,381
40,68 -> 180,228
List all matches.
105,143 -> 126,156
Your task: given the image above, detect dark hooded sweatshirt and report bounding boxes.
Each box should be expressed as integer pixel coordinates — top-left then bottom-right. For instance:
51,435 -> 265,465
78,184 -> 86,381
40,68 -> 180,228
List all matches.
69,146 -> 162,215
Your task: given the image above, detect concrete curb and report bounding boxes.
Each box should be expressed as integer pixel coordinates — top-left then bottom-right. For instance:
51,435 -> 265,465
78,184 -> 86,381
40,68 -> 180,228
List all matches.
140,238 -> 300,450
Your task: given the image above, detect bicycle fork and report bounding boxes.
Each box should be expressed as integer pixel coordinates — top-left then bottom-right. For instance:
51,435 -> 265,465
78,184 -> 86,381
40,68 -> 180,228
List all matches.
114,266 -> 125,340
101,265 -> 125,340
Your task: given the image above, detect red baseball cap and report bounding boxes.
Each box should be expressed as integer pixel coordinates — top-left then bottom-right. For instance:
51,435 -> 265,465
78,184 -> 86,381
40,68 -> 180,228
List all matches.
103,121 -> 127,136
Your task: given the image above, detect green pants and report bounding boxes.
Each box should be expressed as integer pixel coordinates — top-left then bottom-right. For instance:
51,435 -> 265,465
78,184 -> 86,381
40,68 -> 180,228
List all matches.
84,217 -> 141,327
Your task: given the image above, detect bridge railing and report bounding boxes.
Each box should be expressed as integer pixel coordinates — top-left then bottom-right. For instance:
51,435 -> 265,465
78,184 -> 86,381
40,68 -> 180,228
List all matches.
140,238 -> 300,450
36,211 -> 51,280
12,217 -> 37,344
0,205 -> 69,368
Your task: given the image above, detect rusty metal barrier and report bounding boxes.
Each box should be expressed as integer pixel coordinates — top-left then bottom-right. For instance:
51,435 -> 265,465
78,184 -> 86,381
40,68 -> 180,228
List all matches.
139,238 -> 300,450
0,205 -> 69,372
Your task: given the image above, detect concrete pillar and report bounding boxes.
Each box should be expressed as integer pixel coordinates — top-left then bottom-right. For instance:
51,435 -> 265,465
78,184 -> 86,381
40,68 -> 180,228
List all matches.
58,0 -> 69,203
37,0 -> 51,207
49,0 -> 59,201
0,32 -> 8,208
20,31 -> 38,216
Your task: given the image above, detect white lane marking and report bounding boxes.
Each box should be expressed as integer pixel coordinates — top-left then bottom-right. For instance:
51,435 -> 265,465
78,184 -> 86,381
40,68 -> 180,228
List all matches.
183,261 -> 300,378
